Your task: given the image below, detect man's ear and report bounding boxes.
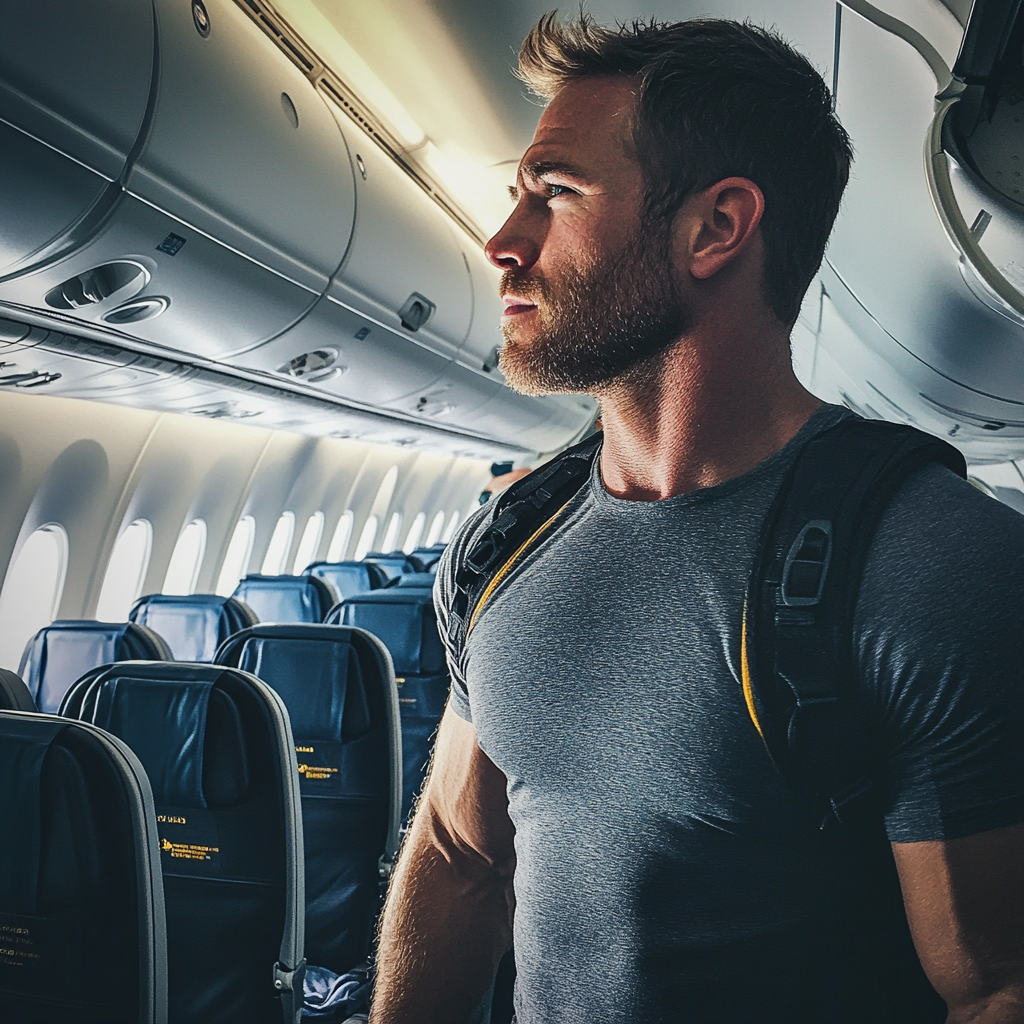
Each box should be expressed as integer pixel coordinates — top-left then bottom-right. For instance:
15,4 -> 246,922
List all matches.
675,177 -> 765,281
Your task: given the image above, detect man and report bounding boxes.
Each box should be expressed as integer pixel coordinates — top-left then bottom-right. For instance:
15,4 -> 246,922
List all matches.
370,15 -> 1024,1024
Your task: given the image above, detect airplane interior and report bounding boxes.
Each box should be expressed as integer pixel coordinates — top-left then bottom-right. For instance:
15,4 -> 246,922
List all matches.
1,0 -> 1023,1021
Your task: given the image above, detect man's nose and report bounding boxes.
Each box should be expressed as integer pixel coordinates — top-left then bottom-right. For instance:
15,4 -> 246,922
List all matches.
485,205 -> 543,271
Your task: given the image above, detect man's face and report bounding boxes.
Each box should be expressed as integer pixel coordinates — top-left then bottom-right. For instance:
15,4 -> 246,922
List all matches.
485,75 -> 692,396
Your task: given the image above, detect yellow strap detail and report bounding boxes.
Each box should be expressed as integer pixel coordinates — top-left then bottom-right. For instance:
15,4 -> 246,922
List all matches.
467,500 -> 573,636
740,600 -> 764,740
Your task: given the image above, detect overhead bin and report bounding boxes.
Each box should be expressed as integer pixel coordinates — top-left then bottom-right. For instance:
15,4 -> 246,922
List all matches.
0,0 -> 155,277
128,0 -> 357,293
817,5 -> 1024,460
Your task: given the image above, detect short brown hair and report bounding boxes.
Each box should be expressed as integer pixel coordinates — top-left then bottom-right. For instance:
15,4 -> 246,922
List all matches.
519,14 -> 852,326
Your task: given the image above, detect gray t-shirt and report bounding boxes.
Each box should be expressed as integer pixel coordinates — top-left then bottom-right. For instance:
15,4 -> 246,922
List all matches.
434,406 -> 1024,1024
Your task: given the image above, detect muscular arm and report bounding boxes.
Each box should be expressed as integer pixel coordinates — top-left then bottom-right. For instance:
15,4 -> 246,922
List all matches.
369,705 -> 516,1024
894,824 -> 1024,1023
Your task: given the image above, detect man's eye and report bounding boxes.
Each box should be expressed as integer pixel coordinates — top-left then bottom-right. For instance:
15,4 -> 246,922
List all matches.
547,184 -> 574,198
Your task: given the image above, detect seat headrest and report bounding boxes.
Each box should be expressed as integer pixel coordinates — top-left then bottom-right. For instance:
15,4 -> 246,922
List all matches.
130,594 -> 257,662
329,591 -> 444,676
0,668 -> 36,711
382,573 -> 437,590
362,554 -> 414,580
409,547 -> 445,570
305,560 -> 388,599
73,671 -> 249,808
232,574 -> 335,624
216,624 -> 369,742
19,620 -> 172,715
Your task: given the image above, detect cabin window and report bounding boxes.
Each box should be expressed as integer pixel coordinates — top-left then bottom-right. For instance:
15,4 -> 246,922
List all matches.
402,511 -> 426,553
216,515 -> 256,596
354,515 -> 379,561
96,519 -> 153,621
327,510 -> 354,562
163,519 -> 207,596
442,510 -> 461,543
0,524 -> 69,670
425,510 -> 447,547
293,511 -> 325,574
382,511 -> 403,553
262,511 -> 296,575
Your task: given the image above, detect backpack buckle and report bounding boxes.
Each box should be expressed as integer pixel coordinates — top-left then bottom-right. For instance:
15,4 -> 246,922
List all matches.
781,520 -> 832,607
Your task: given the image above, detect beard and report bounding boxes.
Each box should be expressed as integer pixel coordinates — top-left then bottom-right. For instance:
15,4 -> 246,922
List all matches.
498,220 -> 694,396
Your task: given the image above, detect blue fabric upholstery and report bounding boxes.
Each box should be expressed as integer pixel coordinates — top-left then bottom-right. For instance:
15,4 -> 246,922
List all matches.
362,554 -> 415,581
62,661 -> 302,1024
130,593 -> 257,662
408,547 -> 445,571
19,620 -> 172,715
305,561 -> 388,601
381,573 -> 437,591
216,623 -> 398,976
232,573 -> 336,624
0,710 -> 166,1023
326,589 -> 449,820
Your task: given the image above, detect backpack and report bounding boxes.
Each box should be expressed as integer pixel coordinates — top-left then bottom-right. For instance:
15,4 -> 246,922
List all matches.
448,416 -> 966,829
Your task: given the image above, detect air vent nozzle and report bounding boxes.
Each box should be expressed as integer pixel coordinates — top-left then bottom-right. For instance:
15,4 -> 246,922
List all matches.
46,262 -> 150,311
278,348 -> 346,383
398,292 -> 435,332
102,296 -> 169,324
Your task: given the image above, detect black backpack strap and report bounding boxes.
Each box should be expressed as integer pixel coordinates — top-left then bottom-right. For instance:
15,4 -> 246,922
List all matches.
448,432 -> 602,653
743,418 -> 966,829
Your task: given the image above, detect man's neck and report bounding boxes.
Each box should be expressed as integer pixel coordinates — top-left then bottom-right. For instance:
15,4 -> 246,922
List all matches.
594,324 -> 822,501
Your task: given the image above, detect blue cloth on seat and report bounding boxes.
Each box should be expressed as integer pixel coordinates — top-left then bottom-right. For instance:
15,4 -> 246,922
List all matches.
19,619 -> 172,714
232,574 -> 336,624
302,963 -> 372,1020
130,594 -> 256,661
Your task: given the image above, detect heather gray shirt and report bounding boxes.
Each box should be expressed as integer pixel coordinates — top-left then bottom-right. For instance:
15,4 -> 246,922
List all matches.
435,406 -> 1024,1024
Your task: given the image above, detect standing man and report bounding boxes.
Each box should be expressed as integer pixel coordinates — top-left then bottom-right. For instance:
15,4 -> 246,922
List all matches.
371,15 -> 1024,1024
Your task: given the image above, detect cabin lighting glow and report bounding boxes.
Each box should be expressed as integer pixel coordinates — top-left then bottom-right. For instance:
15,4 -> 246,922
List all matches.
96,519 -> 152,622
163,519 -> 207,596
354,515 -> 379,561
262,512 -> 296,576
293,511 -> 325,574
402,511 -> 426,553
216,516 -> 256,596
327,510 -> 354,562
382,511 -> 403,553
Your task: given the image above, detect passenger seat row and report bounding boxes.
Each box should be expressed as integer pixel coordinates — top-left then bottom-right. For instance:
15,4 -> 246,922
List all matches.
0,623 -> 401,1024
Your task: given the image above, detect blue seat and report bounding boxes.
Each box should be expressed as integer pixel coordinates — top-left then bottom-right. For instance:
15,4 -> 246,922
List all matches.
232,574 -> 336,624
362,553 -> 415,581
130,593 -> 257,662
215,623 -> 401,977
0,709 -> 167,1023
381,573 -> 437,591
62,660 -> 305,1024
19,620 -> 173,715
304,560 -> 389,601
409,547 -> 446,572
326,587 -> 449,821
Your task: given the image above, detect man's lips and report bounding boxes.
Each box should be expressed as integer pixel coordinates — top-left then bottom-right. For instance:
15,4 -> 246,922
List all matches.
502,296 -> 537,317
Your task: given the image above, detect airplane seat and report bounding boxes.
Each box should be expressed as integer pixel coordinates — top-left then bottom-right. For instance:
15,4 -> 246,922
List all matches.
232,574 -> 336,624
0,667 -> 36,711
214,624 -> 400,978
18,620 -> 173,715
129,594 -> 258,662
379,573 -> 437,591
60,661 -> 304,1024
325,588 -> 449,821
0,709 -> 167,1024
408,547 -> 445,571
401,553 -> 431,573
361,553 -> 415,581
304,560 -> 389,602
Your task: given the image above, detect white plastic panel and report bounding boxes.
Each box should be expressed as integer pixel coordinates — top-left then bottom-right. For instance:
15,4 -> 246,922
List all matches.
329,124 -> 473,361
0,0 -> 155,180
0,193 -> 316,358
129,0 -> 356,292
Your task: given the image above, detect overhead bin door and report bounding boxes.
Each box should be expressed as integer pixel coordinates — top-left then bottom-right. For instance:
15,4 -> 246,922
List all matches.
0,0 -> 155,277
327,128 -> 473,362
128,0 -> 357,294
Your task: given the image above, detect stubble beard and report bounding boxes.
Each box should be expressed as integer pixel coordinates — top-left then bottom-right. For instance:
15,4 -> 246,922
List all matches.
498,221 -> 694,397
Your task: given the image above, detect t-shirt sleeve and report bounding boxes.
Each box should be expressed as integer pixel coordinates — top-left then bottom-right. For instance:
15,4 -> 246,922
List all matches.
855,464 -> 1024,843
433,502 -> 497,724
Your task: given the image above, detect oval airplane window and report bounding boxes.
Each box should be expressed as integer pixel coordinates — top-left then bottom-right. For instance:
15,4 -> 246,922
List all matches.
262,511 -> 295,576
353,515 -> 379,561
425,510 -> 447,547
381,511 -> 403,553
402,511 -> 426,554
163,519 -> 207,595
95,519 -> 152,621
442,510 -> 461,543
0,524 -> 68,671
327,510 -> 354,562
293,511 -> 324,574
216,515 -> 256,596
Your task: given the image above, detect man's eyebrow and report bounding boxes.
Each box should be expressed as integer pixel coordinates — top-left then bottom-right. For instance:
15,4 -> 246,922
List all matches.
521,159 -> 595,186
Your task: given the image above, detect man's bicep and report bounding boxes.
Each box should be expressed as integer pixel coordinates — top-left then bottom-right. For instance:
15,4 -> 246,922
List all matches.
893,824 -> 1024,1018
422,702 -> 515,875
